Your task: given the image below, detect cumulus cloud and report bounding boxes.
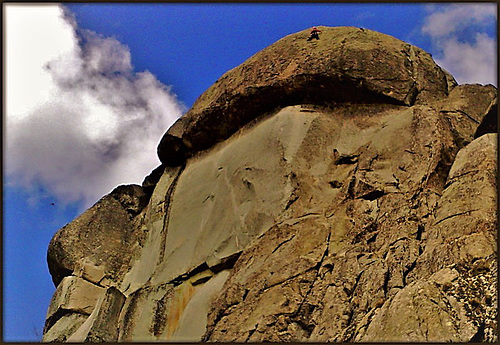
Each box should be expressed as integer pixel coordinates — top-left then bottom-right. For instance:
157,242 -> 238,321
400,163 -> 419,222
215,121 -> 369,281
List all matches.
5,4 -> 185,208
421,3 -> 497,85
435,32 -> 496,86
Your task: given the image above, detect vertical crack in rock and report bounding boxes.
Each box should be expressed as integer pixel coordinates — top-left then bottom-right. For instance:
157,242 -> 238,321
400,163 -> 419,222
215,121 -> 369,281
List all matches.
402,260 -> 417,286
415,224 -> 424,241
402,44 -> 419,104
84,287 -> 127,342
382,268 -> 390,296
346,166 -> 359,200
117,288 -> 140,340
469,322 -> 485,342
474,102 -> 497,139
348,271 -> 364,302
156,164 -> 186,266
291,231 -> 332,338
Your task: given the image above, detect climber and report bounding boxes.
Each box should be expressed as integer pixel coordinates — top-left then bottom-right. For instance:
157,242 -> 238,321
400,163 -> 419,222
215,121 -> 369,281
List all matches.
307,27 -> 322,41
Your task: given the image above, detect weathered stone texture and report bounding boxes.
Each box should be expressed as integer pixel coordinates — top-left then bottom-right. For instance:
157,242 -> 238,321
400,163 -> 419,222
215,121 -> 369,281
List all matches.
47,184 -> 147,287
43,26 -> 497,342
157,26 -> 457,166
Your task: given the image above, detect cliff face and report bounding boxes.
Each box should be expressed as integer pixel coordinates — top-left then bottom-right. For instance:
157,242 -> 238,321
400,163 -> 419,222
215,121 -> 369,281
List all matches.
43,27 -> 497,342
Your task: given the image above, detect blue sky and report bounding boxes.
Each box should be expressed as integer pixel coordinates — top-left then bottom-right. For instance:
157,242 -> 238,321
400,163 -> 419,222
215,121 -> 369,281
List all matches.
3,2 -> 497,341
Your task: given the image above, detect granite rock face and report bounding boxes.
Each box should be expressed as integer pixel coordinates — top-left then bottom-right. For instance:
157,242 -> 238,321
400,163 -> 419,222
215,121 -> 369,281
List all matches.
157,26 -> 457,166
43,27 -> 497,342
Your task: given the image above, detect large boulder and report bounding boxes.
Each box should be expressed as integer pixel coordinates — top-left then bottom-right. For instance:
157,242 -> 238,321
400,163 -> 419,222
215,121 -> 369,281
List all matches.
43,27 -> 497,342
47,185 -> 148,287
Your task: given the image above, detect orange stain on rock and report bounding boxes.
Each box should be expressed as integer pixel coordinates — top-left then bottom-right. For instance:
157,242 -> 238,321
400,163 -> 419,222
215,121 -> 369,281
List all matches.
164,282 -> 197,339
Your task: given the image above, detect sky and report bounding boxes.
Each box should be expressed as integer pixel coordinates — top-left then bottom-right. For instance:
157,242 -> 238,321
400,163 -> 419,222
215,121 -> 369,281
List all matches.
2,2 -> 497,342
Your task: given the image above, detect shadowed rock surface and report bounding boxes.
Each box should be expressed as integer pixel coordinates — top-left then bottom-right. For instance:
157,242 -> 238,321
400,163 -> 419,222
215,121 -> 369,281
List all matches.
157,26 -> 457,166
43,26 -> 497,342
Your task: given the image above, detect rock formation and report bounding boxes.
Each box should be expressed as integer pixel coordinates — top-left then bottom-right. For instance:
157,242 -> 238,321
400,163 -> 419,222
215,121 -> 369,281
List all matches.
43,26 -> 497,342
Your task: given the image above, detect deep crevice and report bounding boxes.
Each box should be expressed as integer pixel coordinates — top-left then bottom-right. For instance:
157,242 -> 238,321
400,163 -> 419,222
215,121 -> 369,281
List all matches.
366,232 -> 378,244
346,173 -> 357,200
284,194 -> 299,211
242,289 -> 250,301
469,322 -> 485,342
416,224 -> 424,241
209,251 -> 242,273
169,261 -> 212,286
245,325 -> 258,342
329,180 -> 343,188
48,264 -> 73,287
347,271 -> 363,298
402,260 -> 417,286
141,164 -> 166,198
359,189 -> 385,201
335,154 -> 359,165
474,103 -> 498,139
382,269 -> 390,296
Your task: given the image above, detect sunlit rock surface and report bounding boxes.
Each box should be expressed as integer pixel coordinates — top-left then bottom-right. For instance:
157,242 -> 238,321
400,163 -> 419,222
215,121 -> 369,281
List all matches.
43,26 -> 497,342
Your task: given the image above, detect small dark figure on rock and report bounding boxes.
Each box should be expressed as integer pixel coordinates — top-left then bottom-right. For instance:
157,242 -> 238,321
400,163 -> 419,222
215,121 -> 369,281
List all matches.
307,27 -> 322,41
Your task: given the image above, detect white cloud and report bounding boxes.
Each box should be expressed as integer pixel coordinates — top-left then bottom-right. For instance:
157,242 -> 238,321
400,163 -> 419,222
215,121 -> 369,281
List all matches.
421,3 -> 497,86
435,32 -> 496,86
422,3 -> 496,38
5,4 -> 185,208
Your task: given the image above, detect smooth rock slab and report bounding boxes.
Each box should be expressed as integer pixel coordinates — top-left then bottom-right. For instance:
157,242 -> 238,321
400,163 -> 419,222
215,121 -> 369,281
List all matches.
149,106 -> 316,286
118,269 -> 230,341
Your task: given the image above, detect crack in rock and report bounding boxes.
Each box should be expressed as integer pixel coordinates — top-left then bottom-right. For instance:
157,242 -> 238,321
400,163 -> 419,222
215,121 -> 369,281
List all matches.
433,209 -> 479,226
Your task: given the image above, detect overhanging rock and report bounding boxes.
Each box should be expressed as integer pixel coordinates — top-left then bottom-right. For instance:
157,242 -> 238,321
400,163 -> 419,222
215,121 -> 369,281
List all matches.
158,26 -> 457,166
